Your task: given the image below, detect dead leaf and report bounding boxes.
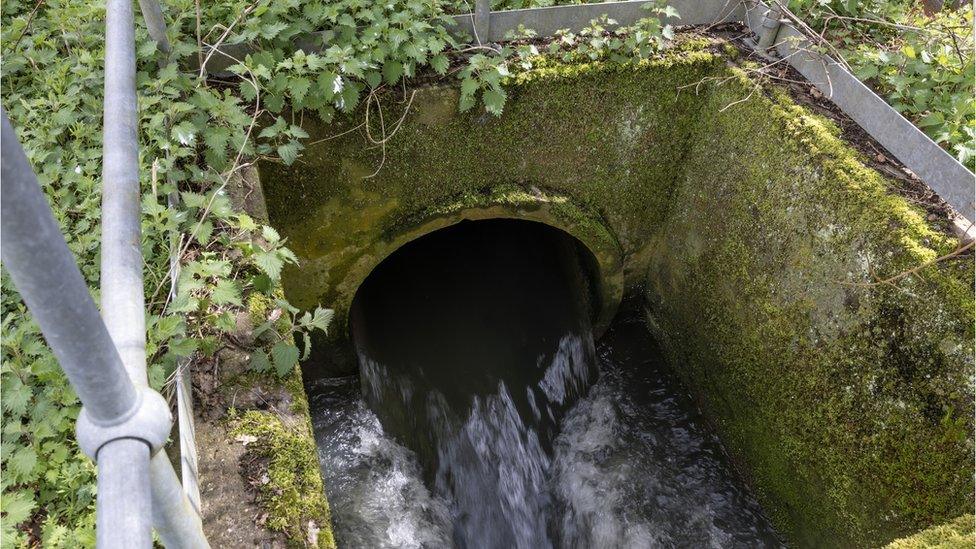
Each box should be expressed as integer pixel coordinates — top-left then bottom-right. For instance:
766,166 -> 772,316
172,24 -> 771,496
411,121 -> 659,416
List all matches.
235,434 -> 258,446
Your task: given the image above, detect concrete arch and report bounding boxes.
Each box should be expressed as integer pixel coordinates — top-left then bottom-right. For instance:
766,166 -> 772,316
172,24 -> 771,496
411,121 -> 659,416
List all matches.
338,187 -> 624,340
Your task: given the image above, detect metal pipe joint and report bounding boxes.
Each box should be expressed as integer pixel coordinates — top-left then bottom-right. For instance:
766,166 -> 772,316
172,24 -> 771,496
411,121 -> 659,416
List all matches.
76,386 -> 173,460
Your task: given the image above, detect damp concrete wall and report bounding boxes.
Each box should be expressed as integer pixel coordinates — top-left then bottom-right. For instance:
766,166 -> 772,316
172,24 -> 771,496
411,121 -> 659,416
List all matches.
255,36 -> 973,548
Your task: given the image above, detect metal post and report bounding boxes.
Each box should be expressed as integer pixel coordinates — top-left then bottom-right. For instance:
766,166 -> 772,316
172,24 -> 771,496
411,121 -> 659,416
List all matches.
97,441 -> 154,548
474,0 -> 491,45
150,452 -> 210,548
0,112 -> 154,549
101,0 -> 210,544
0,114 -> 138,422
138,0 -> 171,54
756,4 -> 783,50
102,0 -> 148,387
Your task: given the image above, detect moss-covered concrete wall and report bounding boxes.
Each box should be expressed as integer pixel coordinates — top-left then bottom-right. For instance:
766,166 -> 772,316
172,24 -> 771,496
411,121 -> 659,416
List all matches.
259,44 -> 720,346
643,69 -> 973,547
885,515 -> 975,548
257,38 -> 973,548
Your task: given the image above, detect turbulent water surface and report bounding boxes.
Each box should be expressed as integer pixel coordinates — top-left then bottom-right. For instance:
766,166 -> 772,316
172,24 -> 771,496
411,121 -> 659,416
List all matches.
309,317 -> 783,548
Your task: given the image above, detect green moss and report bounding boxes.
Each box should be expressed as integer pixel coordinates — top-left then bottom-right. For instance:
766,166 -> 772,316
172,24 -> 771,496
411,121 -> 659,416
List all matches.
259,46 -> 723,329
247,291 -> 275,327
886,516 -> 975,548
645,61 -> 974,547
254,38 -> 973,548
230,408 -> 336,549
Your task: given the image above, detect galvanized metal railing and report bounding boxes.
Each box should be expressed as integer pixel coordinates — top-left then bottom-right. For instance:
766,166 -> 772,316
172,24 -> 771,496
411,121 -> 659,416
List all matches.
1,0 -> 973,547
1,0 -> 208,545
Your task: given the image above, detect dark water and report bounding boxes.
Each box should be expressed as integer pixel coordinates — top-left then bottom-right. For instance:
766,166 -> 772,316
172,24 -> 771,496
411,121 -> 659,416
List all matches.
308,220 -> 782,548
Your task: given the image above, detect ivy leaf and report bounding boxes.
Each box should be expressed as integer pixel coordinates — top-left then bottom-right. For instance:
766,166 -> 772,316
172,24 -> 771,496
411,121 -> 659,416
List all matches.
271,341 -> 300,376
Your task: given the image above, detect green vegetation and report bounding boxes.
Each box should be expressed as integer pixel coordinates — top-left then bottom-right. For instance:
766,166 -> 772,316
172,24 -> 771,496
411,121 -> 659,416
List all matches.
784,0 -> 974,170
0,0 -> 971,546
230,408 -> 336,549
886,515 -> 975,548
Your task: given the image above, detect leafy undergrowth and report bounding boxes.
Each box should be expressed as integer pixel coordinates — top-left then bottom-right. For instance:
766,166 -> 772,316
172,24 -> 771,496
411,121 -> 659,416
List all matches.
783,0 -> 974,171
457,0 -> 975,170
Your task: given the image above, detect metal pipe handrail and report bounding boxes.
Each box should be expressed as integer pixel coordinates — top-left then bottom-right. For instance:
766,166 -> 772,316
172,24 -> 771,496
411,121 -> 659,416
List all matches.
1,112 -> 154,548
102,0 -> 210,545
103,0 -> 148,388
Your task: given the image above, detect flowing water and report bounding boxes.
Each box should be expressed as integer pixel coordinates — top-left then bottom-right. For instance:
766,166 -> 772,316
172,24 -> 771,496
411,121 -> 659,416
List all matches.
307,220 -> 783,548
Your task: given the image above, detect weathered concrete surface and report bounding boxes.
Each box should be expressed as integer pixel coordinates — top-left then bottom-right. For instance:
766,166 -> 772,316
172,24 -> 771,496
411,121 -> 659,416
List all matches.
256,39 -> 973,548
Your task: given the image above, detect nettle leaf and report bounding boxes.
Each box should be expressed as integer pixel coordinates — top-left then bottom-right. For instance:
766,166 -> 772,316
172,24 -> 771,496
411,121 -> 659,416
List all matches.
214,311 -> 238,333
150,315 -> 185,341
181,191 -> 208,209
250,349 -> 272,373
195,220 -> 214,245
261,225 -> 281,242
304,307 -> 334,333
383,60 -> 404,83
170,121 -> 197,147
254,250 -> 285,281
2,378 -> 31,418
278,140 -> 302,165
8,446 -> 37,481
0,489 -> 35,527
168,337 -> 199,357
460,77 -> 479,99
288,77 -> 312,103
483,87 -> 507,116
430,54 -> 449,75
211,279 -> 242,306
271,341 -> 300,376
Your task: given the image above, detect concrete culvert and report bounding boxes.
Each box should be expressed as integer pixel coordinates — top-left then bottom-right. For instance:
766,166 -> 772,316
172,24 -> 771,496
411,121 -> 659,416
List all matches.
256,46 -> 973,548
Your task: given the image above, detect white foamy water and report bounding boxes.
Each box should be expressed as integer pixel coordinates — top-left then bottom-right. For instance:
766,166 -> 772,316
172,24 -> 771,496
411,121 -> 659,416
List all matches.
309,324 -> 782,549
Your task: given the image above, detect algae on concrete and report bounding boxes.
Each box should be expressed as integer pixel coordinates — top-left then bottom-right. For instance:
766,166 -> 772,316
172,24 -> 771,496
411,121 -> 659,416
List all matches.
886,515 -> 975,549
255,37 -> 974,548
